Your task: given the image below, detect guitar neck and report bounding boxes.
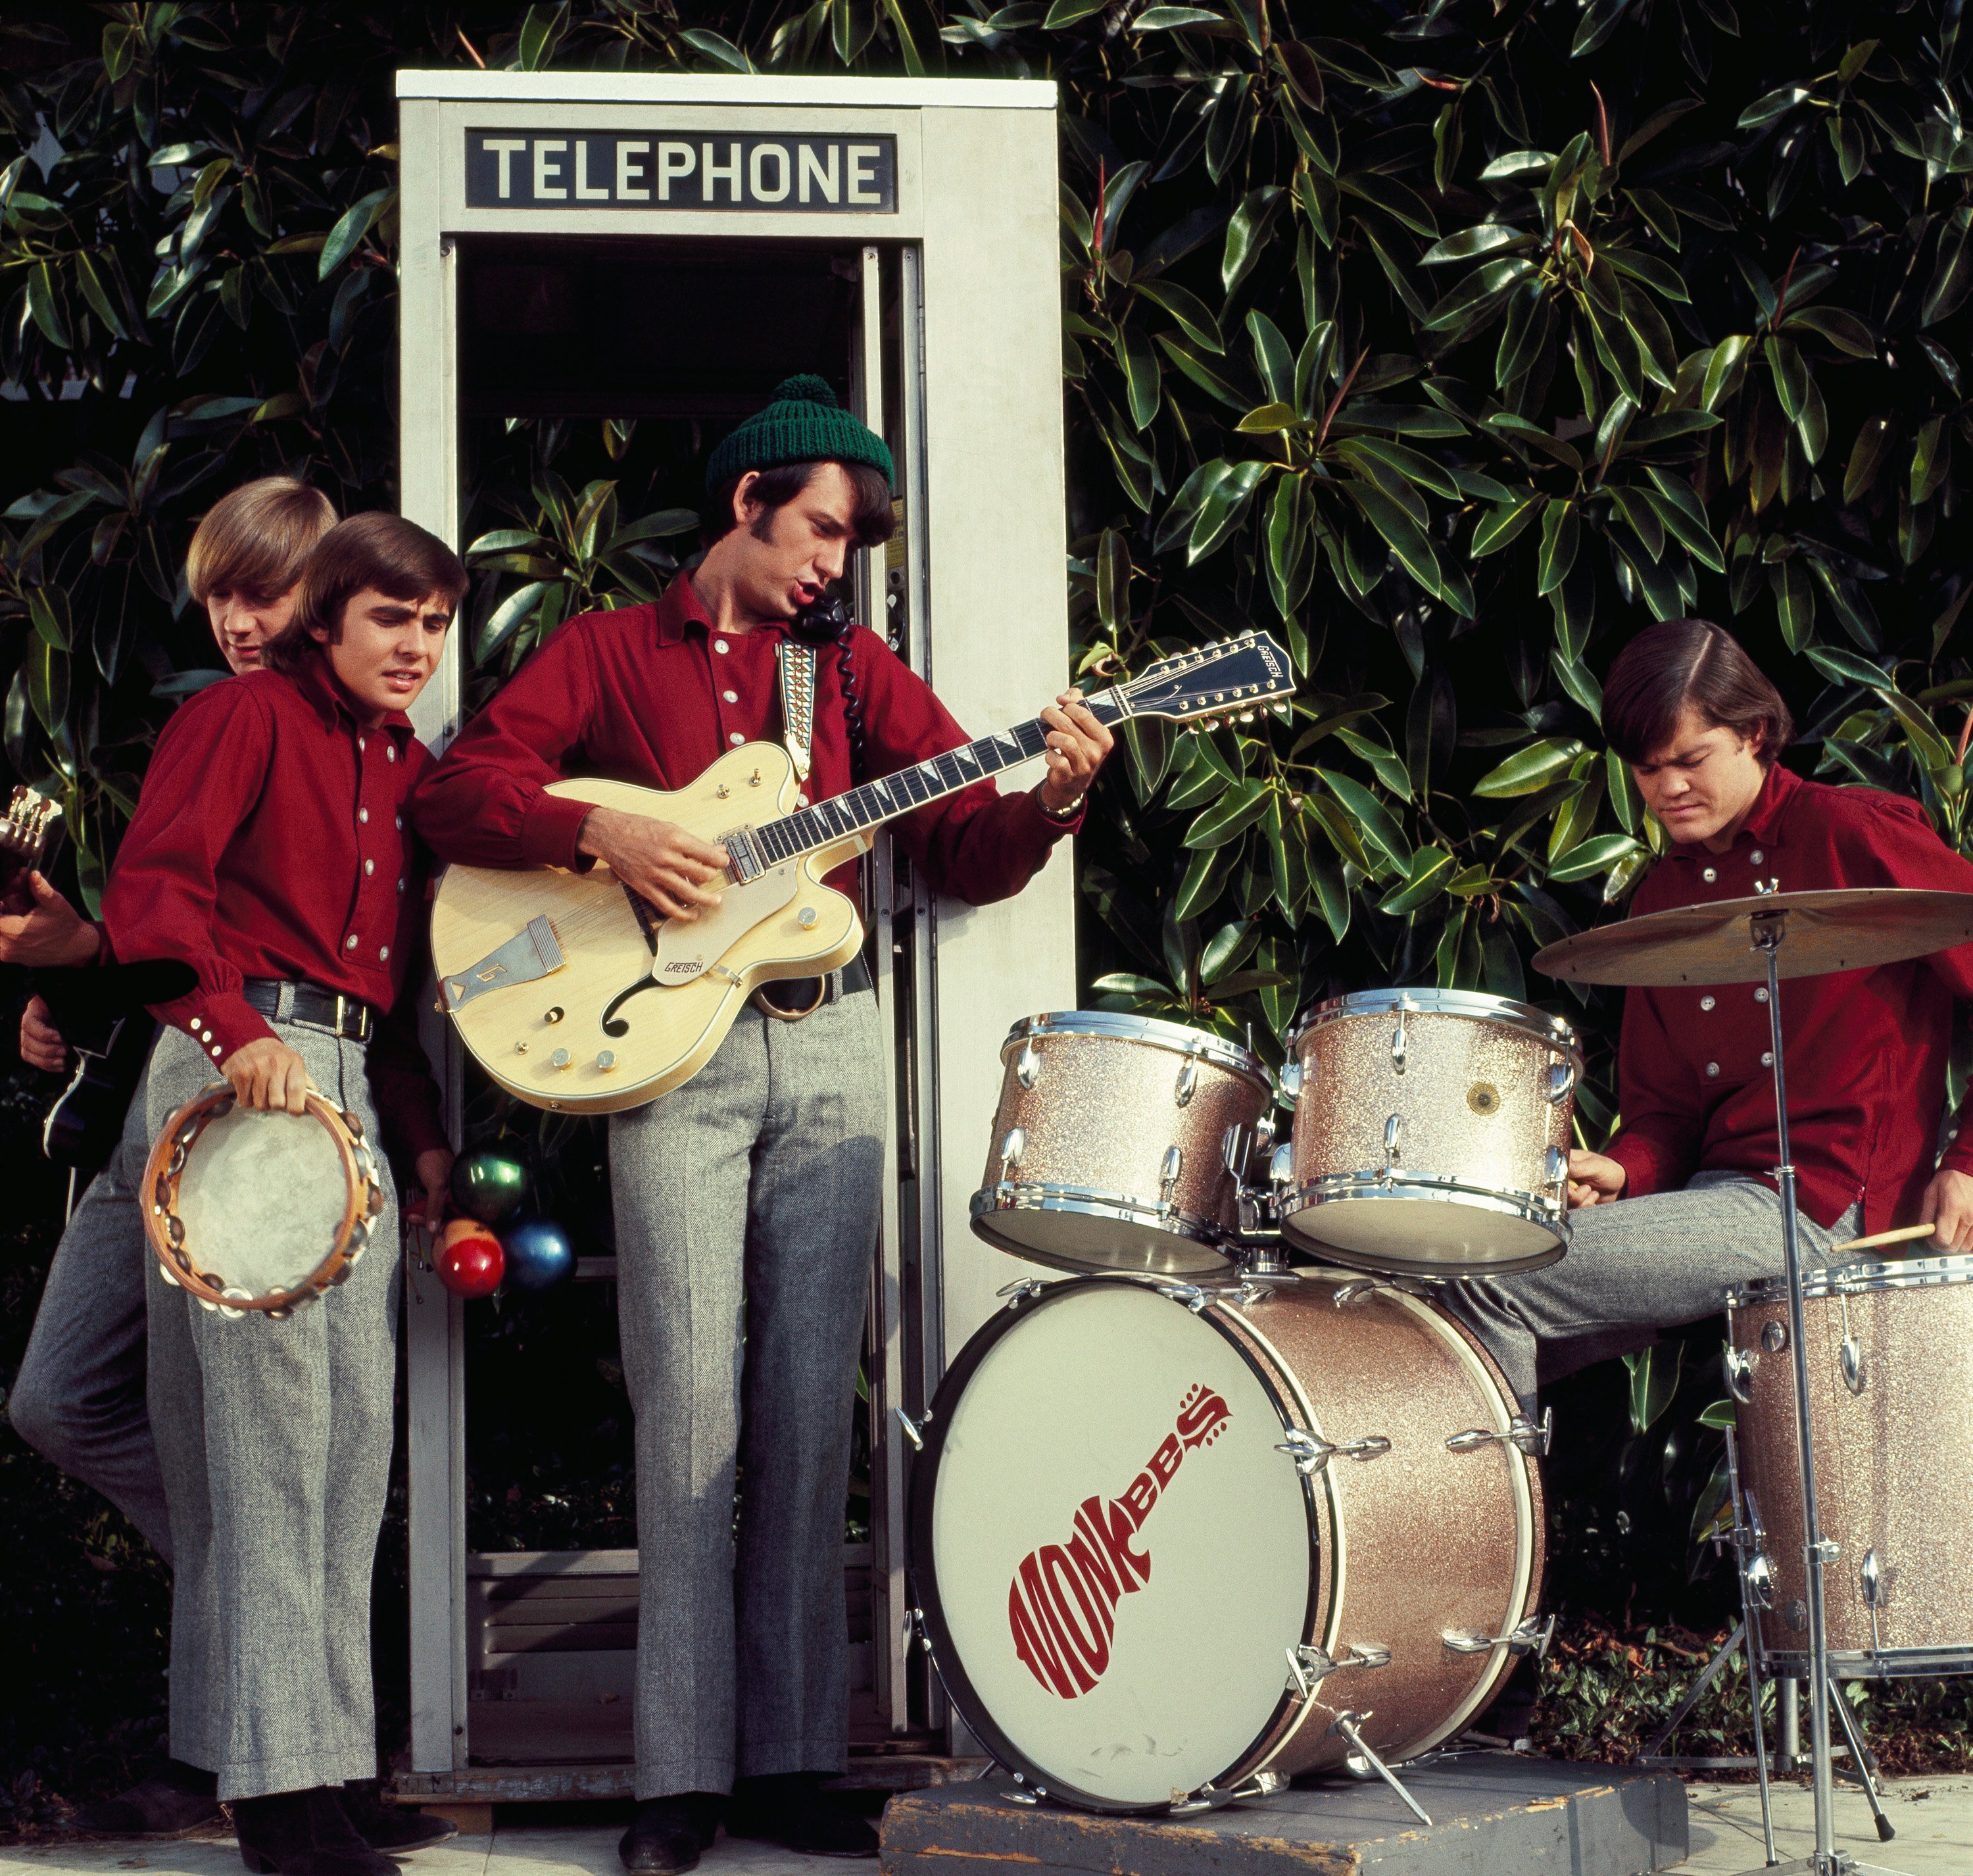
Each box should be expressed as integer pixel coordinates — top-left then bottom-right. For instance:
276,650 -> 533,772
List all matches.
744,688 -> 1130,868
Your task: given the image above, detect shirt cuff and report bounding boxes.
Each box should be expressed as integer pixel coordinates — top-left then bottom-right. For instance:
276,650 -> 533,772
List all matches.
1939,1122 -> 1973,1179
1605,1129 -> 1684,1201
522,792 -> 597,871
1028,787 -> 1085,841
154,991 -> 276,1068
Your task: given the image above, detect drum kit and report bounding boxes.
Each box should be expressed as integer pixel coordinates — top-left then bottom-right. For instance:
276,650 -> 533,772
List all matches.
913,885 -> 1973,1872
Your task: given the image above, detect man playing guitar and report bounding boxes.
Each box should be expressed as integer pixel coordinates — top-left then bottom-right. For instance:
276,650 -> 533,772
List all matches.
93,514 -> 460,1876
3,478 -> 338,1838
1444,617 -> 1973,1407
413,377 -> 1113,1871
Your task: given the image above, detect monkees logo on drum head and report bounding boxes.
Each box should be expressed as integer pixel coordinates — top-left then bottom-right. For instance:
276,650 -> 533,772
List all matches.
1006,1382 -> 1232,1699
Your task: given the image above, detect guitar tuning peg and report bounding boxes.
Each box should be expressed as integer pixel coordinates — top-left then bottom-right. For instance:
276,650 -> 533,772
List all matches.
1238,710 -> 1256,724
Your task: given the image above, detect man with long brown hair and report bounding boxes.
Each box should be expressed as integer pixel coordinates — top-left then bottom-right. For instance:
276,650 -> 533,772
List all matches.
1444,616 -> 1973,1406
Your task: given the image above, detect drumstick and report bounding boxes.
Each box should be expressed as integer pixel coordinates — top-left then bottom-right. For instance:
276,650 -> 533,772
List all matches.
1830,1222 -> 1940,1254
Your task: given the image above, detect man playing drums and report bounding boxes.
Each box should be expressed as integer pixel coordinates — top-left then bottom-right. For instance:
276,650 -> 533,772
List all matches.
1444,616 -> 1973,1409
95,514 -> 462,1876
412,378 -> 1113,1871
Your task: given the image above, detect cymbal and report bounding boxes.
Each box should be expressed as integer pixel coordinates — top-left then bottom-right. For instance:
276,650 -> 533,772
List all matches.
1532,887 -> 1973,987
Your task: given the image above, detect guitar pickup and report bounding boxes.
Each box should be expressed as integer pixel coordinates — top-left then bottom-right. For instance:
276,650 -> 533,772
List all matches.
443,915 -> 564,1012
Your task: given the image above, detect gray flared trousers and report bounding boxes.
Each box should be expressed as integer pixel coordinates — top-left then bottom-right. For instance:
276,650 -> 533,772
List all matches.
608,988 -> 886,1800
142,1009 -> 401,1800
1440,1170 -> 1861,1410
11,1117 -> 174,1561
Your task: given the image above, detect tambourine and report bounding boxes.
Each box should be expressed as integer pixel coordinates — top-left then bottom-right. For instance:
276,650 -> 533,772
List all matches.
143,1084 -> 385,1318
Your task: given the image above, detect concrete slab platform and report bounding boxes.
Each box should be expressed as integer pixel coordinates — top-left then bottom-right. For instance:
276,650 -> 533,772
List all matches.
878,1755 -> 1688,1875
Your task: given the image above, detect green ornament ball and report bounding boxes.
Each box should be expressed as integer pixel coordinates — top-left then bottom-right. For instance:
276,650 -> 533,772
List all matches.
451,1150 -> 529,1225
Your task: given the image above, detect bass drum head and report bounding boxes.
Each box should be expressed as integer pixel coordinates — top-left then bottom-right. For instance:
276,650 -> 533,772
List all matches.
913,1280 -> 1315,1811
1282,1193 -> 1565,1277
176,1103 -> 347,1298
971,1204 -> 1234,1278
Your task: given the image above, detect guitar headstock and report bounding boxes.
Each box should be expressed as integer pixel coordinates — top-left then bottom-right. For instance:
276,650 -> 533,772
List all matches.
1115,631 -> 1296,729
1,785 -> 65,887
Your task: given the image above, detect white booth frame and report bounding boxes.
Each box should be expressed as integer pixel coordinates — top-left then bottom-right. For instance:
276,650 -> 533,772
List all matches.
395,70 -> 1075,1790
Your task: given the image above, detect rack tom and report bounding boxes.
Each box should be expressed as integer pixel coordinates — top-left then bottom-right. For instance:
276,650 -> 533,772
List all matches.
1280,990 -> 1580,1277
969,1013 -> 1273,1279
1729,1255 -> 1973,1679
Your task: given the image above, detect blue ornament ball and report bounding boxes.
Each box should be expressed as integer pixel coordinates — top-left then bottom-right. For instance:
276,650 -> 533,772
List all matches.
502,1216 -> 575,1292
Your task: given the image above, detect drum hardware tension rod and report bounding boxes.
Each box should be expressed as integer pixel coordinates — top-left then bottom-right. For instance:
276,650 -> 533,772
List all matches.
894,1408 -> 930,1451
1156,1281 -> 1211,1312
1446,1407 -> 1553,1456
1167,1769 -> 1289,1815
995,1277 -> 1046,1307
1275,1429 -> 1392,1475
1327,1714 -> 1432,1827
1442,1613 -> 1554,1658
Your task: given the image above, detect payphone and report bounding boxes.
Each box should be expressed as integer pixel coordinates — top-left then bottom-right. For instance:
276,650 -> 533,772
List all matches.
393,70 -> 1073,1802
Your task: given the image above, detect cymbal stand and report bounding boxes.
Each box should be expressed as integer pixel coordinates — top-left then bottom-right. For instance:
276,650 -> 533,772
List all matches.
1738,912 -> 1910,1876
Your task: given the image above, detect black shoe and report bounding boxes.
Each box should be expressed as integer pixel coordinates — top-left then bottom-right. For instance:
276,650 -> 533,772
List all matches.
338,1783 -> 458,1856
233,1787 -> 399,1876
725,1774 -> 878,1860
617,1794 -> 723,1875
72,1760 -> 223,1839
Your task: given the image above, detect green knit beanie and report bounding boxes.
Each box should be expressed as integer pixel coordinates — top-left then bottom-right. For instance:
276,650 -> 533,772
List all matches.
704,374 -> 894,494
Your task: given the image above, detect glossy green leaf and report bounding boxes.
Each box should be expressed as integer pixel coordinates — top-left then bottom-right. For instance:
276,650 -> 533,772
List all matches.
1315,768 -> 1410,871
1378,844 -> 1455,914
1341,480 -> 1442,595
1536,499 -> 1578,596
1474,737 -> 1584,797
1134,278 -> 1224,352
1186,778 -> 1271,849
1548,833 -> 1644,881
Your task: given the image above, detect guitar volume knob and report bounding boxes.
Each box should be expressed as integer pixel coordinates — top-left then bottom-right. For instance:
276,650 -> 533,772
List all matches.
550,1049 -> 571,1070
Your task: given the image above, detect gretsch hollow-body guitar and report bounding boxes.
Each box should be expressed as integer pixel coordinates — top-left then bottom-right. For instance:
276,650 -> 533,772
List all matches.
429,633 -> 1293,1115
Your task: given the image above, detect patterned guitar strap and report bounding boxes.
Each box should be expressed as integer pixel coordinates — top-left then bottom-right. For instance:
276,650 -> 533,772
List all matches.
751,639 -> 827,1021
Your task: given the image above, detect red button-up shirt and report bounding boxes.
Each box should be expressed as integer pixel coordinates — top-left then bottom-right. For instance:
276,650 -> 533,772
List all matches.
1606,762 -> 1973,1234
102,658 -> 446,1161
412,574 -> 1075,904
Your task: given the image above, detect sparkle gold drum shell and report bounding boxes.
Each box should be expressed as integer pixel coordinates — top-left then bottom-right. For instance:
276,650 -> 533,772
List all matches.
1281,990 -> 1582,1277
144,1085 -> 385,1318
908,1273 -> 1547,1814
969,1012 -> 1274,1279
1729,1256 -> 1973,1678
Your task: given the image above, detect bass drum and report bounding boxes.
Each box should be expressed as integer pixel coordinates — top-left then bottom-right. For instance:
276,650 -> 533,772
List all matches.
908,1274 -> 1545,1814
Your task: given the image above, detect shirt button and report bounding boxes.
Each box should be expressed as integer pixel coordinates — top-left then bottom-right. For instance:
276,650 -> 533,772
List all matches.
1761,1050 -> 1774,1066
729,732 -> 745,745
364,859 -> 376,876
398,877 -> 407,895
1700,995 -> 1715,1011
1751,849 -> 1765,864
395,814 -> 403,830
387,746 -> 397,762
1706,1062 -> 1720,1077
1755,987 -> 1769,1004
379,945 -> 390,962
722,689 -> 738,703
358,736 -> 366,753
1702,866 -> 1717,883
345,934 -> 358,951
358,808 -> 369,824
210,1045 -> 223,1059
797,793 -> 810,808
714,639 -> 729,654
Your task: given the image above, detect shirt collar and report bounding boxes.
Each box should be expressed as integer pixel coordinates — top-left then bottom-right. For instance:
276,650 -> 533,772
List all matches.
653,572 -> 789,648
290,651 -> 415,741
1666,760 -> 1799,859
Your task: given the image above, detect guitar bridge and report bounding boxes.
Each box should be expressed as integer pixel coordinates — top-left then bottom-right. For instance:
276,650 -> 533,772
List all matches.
443,915 -> 564,1011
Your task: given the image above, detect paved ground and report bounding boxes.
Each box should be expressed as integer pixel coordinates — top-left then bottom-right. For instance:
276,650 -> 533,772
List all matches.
1679,1773 -> 1972,1873
3,1773 -> 1968,1874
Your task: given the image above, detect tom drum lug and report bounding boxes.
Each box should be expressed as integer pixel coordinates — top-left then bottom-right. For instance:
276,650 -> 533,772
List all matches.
1724,1345 -> 1757,1404
1156,1280 -> 1210,1313
1015,1040 -> 1042,1089
998,1126 -> 1027,1180
1547,1058 -> 1576,1104
1390,1007 -> 1407,1075
1278,1058 -> 1303,1107
1157,1143 -> 1184,1204
1839,1333 -> 1868,1396
1275,1429 -> 1388,1475
1742,1549 -> 1775,1611
1446,1407 -> 1551,1458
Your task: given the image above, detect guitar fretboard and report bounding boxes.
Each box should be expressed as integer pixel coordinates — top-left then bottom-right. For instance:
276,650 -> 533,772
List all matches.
748,691 -> 1128,868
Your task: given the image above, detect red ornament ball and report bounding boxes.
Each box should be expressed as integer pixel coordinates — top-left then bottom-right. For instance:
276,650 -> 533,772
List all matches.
437,1218 -> 504,1298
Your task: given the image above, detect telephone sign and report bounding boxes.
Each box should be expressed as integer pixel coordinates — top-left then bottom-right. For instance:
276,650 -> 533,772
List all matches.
464,129 -> 897,212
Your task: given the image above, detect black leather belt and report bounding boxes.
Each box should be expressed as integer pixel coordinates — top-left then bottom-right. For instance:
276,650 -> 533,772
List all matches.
242,978 -> 379,1044
752,952 -> 872,1018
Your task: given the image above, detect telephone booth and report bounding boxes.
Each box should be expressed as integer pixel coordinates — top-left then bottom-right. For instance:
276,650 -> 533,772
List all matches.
392,70 -> 1073,1806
